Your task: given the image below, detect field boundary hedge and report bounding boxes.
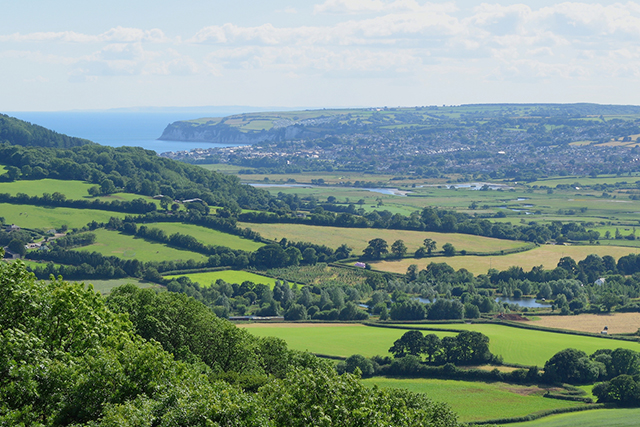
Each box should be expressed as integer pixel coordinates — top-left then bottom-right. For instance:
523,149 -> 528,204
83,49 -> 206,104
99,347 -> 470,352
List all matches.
469,403 -> 608,425
161,266 -> 232,277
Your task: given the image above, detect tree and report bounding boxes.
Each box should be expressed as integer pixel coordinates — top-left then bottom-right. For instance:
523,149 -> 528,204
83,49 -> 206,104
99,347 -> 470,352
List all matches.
100,178 -> 116,195
423,334 -> 441,363
7,238 -> 27,257
160,195 -> 173,211
251,244 -> 289,269
302,247 -> 318,265
423,238 -> 437,255
284,304 -> 307,321
363,238 -> 388,259
389,330 -> 427,358
391,240 -> 407,258
285,246 -> 302,266
543,348 -> 601,384
442,243 -> 456,256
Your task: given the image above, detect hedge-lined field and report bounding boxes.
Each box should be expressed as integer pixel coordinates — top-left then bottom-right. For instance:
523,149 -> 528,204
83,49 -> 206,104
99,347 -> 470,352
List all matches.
242,323 -> 640,366
240,323 -> 455,357
74,228 -> 207,263
164,270 -> 278,288
505,407 -> 640,427
372,244 -> 637,275
391,323 -> 640,366
0,203 -> 125,230
362,378 -> 581,423
238,222 -> 530,254
149,222 -> 264,252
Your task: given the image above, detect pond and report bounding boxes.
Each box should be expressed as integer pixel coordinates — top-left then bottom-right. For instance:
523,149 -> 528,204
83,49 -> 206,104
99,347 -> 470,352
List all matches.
495,296 -> 550,308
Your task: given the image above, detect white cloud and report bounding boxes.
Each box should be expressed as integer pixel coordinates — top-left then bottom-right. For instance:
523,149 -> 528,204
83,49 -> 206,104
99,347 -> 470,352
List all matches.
0,26 -> 169,43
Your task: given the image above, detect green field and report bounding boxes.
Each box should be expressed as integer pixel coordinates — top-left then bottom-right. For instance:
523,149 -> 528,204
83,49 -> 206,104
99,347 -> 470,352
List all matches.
238,222 -> 530,255
75,228 -> 207,263
372,244 -> 638,275
241,324 -> 456,357
362,378 -> 581,423
242,323 -> 640,366
505,408 -> 640,427
149,222 -> 264,252
71,278 -> 161,294
164,270 -> 278,288
0,203 -> 125,230
392,323 -> 640,366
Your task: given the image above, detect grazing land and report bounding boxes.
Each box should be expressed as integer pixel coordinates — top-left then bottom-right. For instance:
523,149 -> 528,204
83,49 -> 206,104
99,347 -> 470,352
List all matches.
528,313 -> 640,334
362,378 -> 582,423
505,408 -> 640,427
74,228 -> 206,263
72,278 -> 160,294
0,202 -> 125,230
244,323 -> 640,366
238,222 -> 530,254
240,323 -> 456,357
0,178 -> 95,199
392,323 -> 640,366
371,244 -> 638,275
149,222 -> 264,252
164,270 -> 278,288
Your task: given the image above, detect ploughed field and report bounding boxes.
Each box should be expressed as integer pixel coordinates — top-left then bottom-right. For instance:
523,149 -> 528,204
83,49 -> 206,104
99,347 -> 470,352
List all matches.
242,323 -> 640,367
371,244 -> 638,275
529,312 -> 640,335
238,222 -> 530,255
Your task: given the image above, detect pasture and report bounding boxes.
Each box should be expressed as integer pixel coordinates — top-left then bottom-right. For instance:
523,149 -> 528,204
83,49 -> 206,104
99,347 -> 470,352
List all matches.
74,228 -> 206,263
362,378 -> 581,423
164,270 -> 278,288
240,323 -> 456,357
73,278 -> 160,294
0,202 -> 125,230
505,408 -> 640,427
149,222 -> 264,252
371,244 -> 637,275
238,222 -> 530,255
242,323 -> 640,366
0,178 -> 95,199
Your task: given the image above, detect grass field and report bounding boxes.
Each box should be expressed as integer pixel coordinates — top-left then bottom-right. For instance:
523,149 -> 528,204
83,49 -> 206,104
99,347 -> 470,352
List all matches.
238,222 -> 530,255
75,229 -> 206,263
240,324 -> 456,357
392,323 -> 640,366
362,378 -> 581,423
371,244 -> 638,275
505,408 -> 640,427
529,313 -> 640,334
148,222 -> 264,252
0,203 -> 125,230
164,270 -> 278,288
0,179 -> 95,199
242,323 -> 640,366
71,278 -> 161,294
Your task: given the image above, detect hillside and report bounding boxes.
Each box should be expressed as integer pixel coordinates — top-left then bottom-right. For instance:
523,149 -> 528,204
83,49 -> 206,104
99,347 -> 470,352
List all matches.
0,113 -> 92,148
158,103 -> 640,144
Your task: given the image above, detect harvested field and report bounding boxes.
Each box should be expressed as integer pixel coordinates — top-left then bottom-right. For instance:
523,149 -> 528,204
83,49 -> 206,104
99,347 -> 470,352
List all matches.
529,312 -> 640,334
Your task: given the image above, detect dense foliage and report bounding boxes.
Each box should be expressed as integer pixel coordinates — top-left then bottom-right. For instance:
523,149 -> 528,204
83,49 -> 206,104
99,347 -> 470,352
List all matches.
0,113 -> 92,148
0,255 -> 462,426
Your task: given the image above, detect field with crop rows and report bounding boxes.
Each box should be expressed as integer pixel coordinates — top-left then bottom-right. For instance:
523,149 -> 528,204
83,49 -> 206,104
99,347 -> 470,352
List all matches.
505,408 -> 640,427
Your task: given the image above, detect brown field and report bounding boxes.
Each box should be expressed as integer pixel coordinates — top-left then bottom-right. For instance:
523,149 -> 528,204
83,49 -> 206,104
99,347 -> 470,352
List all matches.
238,222 -> 529,255
529,312 -> 640,334
371,244 -> 638,275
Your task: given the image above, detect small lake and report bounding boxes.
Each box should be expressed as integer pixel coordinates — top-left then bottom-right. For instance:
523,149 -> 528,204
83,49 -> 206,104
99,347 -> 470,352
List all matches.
495,297 -> 550,308
248,183 -> 411,196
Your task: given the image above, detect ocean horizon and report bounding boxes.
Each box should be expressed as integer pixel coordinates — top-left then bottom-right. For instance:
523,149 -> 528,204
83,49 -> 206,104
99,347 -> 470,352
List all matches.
4,110 -> 252,153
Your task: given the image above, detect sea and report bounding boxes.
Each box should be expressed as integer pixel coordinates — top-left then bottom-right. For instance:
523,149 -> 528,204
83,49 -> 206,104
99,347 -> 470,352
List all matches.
5,110 -> 253,154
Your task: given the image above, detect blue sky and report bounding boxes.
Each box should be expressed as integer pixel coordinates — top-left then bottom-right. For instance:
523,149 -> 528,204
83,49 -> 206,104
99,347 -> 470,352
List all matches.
3,0 -> 640,111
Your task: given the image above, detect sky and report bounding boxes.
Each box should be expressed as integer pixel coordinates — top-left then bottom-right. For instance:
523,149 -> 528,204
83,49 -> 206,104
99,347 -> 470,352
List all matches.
2,0 -> 640,111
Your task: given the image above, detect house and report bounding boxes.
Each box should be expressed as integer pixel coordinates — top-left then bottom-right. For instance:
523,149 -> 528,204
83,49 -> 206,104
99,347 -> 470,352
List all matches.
6,224 -> 20,231
354,262 -> 366,268
595,278 -> 606,286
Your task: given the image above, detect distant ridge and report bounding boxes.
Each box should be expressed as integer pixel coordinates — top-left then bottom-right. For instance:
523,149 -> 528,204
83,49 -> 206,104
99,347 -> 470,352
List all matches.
158,103 -> 640,144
